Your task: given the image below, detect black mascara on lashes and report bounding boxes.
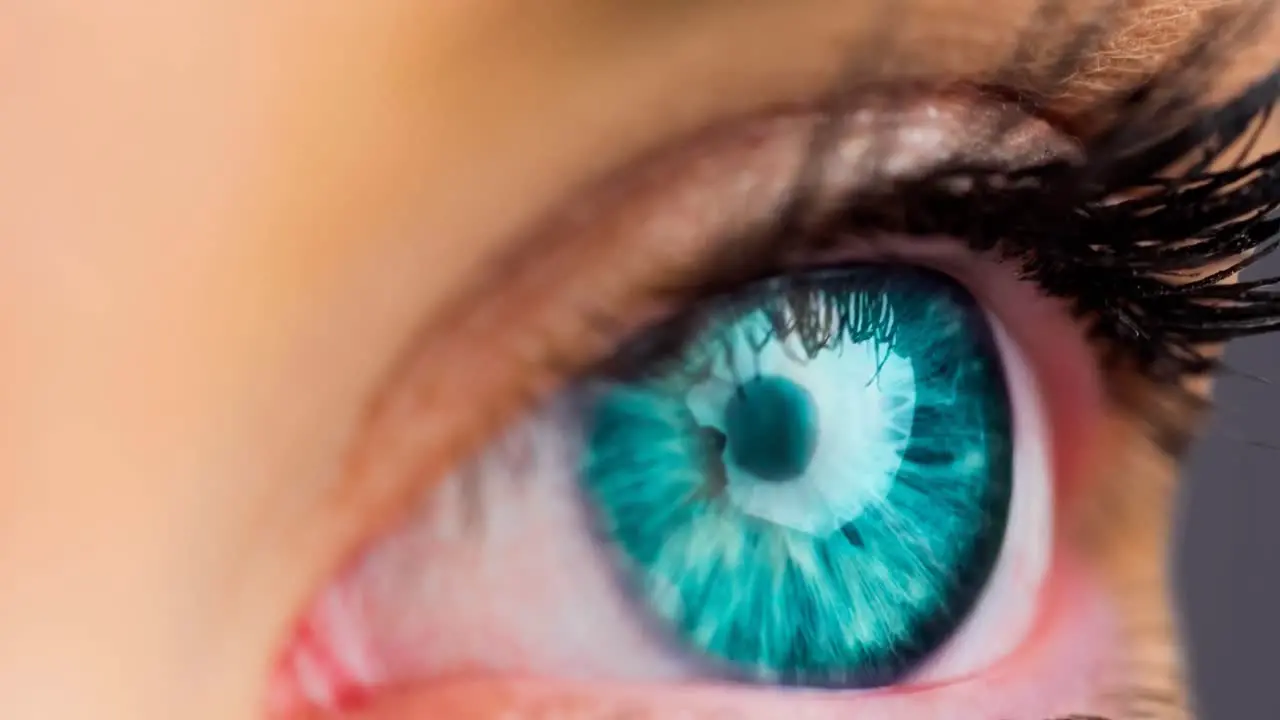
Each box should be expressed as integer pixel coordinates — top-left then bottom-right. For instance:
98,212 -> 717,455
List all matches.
701,65 -> 1280,387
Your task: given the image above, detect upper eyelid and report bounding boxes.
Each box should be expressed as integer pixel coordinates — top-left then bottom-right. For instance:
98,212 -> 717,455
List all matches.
686,88 -> 1082,290
584,62 -> 1279,317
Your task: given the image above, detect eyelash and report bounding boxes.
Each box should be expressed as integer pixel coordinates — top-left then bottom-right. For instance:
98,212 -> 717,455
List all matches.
674,67 -> 1280,391
604,64 -> 1270,461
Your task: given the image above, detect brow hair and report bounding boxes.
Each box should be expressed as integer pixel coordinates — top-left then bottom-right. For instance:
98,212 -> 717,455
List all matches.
830,0 -> 1276,120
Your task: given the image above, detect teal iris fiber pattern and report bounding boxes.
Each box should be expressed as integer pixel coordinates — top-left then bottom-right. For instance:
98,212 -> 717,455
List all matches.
582,267 -> 1013,688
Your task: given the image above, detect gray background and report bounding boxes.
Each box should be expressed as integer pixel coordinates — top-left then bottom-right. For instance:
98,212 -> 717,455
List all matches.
1178,251 -> 1280,719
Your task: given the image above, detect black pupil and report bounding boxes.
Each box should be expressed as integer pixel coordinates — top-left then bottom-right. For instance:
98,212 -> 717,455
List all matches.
702,375 -> 819,483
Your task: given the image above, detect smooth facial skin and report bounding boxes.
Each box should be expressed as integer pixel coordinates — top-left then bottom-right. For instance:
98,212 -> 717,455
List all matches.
0,1 -> 1277,719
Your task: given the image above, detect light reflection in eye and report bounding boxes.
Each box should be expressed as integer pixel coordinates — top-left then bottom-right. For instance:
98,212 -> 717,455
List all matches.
271,255 -> 1076,719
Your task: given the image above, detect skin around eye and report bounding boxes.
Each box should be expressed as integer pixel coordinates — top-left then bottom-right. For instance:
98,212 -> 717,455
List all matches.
273,246 -> 1116,720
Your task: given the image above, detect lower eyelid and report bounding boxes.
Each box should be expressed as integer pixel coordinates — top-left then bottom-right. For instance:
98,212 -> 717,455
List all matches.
305,556 -> 1120,720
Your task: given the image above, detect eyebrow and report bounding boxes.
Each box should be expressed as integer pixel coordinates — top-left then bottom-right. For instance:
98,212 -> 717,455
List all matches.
914,0 -> 1271,103
570,0 -> 1278,112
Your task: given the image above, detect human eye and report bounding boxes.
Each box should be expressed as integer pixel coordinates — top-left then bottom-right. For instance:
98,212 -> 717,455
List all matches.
268,51 -> 1280,720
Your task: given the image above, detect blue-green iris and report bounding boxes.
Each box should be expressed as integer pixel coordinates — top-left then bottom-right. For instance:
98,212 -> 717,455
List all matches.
581,266 -> 1013,688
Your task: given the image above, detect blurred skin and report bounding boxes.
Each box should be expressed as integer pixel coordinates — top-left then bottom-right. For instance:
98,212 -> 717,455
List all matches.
0,1 -> 1277,719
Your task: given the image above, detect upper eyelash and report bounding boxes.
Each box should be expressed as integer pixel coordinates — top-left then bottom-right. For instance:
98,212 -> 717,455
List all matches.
822,65 -> 1280,384
704,54 -> 1280,390
720,0 -> 1280,387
